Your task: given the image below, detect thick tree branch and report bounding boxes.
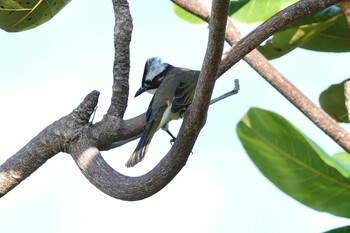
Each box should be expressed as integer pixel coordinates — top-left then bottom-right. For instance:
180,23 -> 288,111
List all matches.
174,0 -> 350,153
70,147 -> 191,200
184,0 -> 229,133
0,0 -> 143,199
0,91 -> 99,197
68,0 -> 230,200
107,0 -> 133,118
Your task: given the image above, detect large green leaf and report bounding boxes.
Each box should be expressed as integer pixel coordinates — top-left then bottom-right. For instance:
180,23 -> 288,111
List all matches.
236,108 -> 350,217
319,79 -> 350,123
229,0 -> 298,23
0,0 -> 71,32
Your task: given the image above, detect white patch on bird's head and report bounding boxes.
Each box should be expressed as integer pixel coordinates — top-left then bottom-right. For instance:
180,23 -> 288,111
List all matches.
143,57 -> 168,83
139,57 -> 172,94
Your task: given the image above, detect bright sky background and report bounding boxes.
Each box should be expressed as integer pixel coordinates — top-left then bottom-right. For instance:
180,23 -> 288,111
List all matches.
1,0 -> 350,232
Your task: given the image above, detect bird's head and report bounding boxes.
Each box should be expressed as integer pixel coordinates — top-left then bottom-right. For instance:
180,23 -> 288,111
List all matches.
135,57 -> 171,97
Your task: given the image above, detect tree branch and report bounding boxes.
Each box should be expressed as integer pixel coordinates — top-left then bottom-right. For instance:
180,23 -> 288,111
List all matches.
70,7 -> 233,198
67,0 -> 230,200
173,0 -> 350,153
0,0 -> 143,199
344,81 -> 350,121
107,0 -> 133,118
0,91 -> 99,197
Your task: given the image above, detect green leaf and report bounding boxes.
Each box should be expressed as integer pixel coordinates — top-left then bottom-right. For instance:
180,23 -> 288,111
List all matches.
324,226 -> 350,233
229,0 -> 298,23
0,0 -> 71,32
172,4 -> 205,25
300,15 -> 350,52
258,6 -> 350,58
257,14 -> 339,59
296,6 -> 350,52
319,79 -> 350,123
228,0 -> 250,15
236,107 -> 350,217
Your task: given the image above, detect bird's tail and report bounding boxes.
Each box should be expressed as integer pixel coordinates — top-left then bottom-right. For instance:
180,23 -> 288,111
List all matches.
126,121 -> 158,167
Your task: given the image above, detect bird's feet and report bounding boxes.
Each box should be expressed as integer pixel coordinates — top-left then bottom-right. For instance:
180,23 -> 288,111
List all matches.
166,130 -> 193,154
166,130 -> 176,144
166,129 -> 176,144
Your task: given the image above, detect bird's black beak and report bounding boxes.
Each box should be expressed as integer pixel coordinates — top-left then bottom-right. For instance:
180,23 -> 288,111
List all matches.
135,87 -> 145,97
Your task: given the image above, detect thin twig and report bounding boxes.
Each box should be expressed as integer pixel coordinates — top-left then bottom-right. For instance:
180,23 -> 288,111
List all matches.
210,79 -> 239,105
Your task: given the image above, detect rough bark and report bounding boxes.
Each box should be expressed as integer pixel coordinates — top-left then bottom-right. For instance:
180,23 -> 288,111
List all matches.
107,0 -> 132,118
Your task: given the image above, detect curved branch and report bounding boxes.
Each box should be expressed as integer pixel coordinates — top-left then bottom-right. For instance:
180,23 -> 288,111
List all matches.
69,0 -> 230,201
68,0 -> 346,200
70,146 -> 193,200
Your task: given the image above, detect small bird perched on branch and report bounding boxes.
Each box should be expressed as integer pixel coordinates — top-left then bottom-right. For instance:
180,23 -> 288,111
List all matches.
126,57 -> 200,167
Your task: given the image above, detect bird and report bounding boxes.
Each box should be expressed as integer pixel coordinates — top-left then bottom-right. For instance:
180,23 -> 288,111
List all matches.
126,57 -> 200,167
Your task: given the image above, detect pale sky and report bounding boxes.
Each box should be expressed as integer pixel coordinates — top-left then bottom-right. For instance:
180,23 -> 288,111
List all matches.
1,0 -> 350,232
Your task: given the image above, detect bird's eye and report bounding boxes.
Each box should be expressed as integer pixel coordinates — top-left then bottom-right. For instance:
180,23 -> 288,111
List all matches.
145,80 -> 152,85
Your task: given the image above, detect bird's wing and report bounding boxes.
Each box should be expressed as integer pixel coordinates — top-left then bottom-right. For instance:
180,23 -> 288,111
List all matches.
146,96 -> 154,122
171,80 -> 195,114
